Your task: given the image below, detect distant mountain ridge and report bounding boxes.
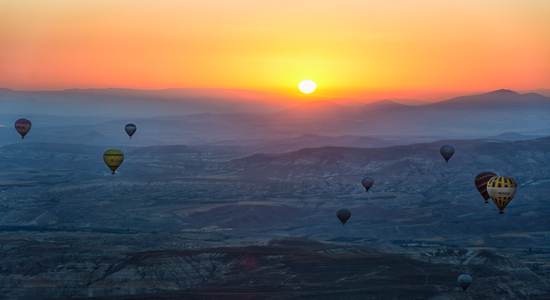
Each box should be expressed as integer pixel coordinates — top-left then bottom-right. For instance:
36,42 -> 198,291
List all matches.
1,89 -> 549,147
1,87 -> 547,117
484,132 -> 545,141
0,88 -> 299,117
427,89 -> 549,109
520,88 -> 550,97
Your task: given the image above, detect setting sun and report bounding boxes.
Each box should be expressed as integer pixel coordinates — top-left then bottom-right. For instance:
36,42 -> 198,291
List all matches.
298,80 -> 317,94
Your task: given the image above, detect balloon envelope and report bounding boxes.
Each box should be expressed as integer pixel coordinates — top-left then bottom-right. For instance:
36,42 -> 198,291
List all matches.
14,118 -> 31,139
440,145 -> 455,163
475,171 -> 497,203
361,177 -> 374,192
103,149 -> 124,174
487,175 -> 517,214
125,123 -> 137,138
458,274 -> 472,291
336,208 -> 351,226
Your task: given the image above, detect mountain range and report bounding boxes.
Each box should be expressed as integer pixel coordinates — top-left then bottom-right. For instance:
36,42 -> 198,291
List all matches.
1,88 -> 549,148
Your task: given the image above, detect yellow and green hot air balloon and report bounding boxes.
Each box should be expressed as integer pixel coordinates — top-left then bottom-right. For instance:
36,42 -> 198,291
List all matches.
486,175 -> 517,214
103,149 -> 124,174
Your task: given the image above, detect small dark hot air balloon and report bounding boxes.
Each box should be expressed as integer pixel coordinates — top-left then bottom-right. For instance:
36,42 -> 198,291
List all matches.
487,175 -> 517,214
14,118 -> 31,139
103,149 -> 124,174
475,171 -> 497,204
440,145 -> 455,163
125,123 -> 137,139
458,274 -> 472,291
336,208 -> 351,226
361,177 -> 374,192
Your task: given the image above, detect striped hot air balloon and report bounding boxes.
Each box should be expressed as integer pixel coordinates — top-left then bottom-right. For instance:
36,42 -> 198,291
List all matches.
475,171 -> 497,203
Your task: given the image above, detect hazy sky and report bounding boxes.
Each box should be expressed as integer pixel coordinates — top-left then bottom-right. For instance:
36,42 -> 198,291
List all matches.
1,0 -> 549,99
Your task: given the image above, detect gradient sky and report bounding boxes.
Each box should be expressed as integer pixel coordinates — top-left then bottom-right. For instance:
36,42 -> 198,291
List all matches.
1,0 -> 549,99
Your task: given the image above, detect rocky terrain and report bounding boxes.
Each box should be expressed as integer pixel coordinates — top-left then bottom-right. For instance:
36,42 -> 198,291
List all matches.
1,237 -> 548,300
0,136 -> 549,299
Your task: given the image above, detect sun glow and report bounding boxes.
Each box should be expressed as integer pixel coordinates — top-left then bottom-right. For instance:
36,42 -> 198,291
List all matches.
298,80 -> 317,94
0,2 -> 548,96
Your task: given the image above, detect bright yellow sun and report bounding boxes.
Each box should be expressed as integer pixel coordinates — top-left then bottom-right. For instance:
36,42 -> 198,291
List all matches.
298,80 -> 317,94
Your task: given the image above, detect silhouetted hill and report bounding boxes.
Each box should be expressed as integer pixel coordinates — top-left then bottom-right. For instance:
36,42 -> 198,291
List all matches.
520,88 -> 550,97
484,132 -> 545,141
248,134 -> 393,153
0,88 -> 297,117
359,99 -> 413,111
428,89 -> 549,109
272,100 -> 351,119
73,130 -> 122,145
387,98 -> 429,106
264,89 -> 550,139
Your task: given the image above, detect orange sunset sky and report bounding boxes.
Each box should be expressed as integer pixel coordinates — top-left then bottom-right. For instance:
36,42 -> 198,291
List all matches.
1,0 -> 549,100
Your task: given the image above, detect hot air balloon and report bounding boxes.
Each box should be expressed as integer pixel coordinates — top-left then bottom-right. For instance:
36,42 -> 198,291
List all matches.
336,208 -> 351,226
440,145 -> 455,163
14,118 -> 31,139
361,177 -> 374,192
487,175 -> 517,214
103,149 -> 124,174
458,274 -> 472,291
125,123 -> 137,139
475,171 -> 497,203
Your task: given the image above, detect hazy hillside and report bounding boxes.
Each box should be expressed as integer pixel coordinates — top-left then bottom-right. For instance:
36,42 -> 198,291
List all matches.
1,137 -> 549,246
0,88 -> 298,117
1,89 -> 549,148
484,132 -> 545,141
520,88 -> 550,97
428,89 -> 548,108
